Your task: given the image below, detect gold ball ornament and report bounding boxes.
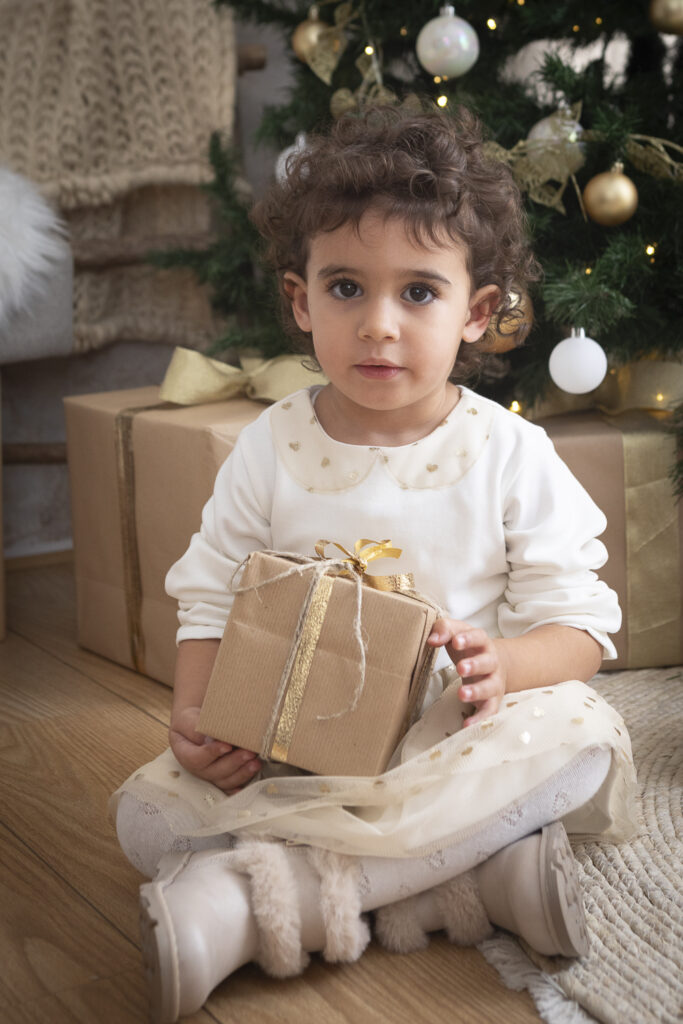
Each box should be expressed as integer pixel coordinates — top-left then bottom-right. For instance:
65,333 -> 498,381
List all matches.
582,163 -> 638,227
478,289 -> 534,353
291,6 -> 327,63
649,0 -> 683,34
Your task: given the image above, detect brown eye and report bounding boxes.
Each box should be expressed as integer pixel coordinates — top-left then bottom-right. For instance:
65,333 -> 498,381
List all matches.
331,280 -> 360,299
403,285 -> 434,304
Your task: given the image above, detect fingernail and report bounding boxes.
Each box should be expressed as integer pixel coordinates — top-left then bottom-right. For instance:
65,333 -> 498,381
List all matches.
461,661 -> 471,675
455,634 -> 466,649
462,687 -> 472,700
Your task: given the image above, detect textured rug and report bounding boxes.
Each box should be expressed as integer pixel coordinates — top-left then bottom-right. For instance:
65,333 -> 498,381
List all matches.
480,666 -> 683,1024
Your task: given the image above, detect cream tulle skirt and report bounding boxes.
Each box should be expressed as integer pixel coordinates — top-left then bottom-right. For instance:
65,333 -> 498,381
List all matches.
110,671 -> 640,859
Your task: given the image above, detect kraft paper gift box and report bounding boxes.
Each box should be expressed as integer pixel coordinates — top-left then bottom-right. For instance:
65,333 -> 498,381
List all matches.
197,550 -> 439,777
64,386 -> 263,685
536,410 -> 683,670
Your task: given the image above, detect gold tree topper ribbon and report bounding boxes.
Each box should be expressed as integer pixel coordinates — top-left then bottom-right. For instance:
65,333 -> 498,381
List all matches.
315,538 -> 414,592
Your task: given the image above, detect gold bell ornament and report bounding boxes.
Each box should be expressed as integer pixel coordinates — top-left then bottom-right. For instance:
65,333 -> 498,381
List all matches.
649,0 -> 683,34
478,289 -> 533,353
582,162 -> 638,227
292,5 -> 328,62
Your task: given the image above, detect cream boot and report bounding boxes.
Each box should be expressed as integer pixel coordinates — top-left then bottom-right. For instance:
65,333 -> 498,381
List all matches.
375,822 -> 589,959
139,839 -> 370,1024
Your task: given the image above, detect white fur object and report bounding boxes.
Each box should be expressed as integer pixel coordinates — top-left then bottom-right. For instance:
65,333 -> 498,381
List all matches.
0,167 -> 67,329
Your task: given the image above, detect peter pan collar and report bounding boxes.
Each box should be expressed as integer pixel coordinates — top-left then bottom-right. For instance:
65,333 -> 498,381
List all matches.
269,387 -> 494,493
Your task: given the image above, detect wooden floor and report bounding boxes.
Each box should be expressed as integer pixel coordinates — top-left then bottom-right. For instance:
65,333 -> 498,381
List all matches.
0,559 -> 542,1024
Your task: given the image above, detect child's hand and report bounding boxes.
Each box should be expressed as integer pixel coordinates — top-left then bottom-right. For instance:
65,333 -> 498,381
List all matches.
169,706 -> 262,794
428,618 -> 507,727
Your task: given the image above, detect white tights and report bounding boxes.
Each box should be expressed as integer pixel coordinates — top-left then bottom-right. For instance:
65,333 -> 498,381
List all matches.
117,745 -> 611,907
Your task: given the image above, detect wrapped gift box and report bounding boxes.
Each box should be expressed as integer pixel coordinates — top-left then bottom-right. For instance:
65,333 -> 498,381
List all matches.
197,550 -> 438,776
536,409 -> 682,670
64,387 -> 264,685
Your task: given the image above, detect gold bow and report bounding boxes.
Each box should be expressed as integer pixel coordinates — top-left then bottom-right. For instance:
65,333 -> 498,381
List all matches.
315,538 -> 414,593
159,346 -> 326,406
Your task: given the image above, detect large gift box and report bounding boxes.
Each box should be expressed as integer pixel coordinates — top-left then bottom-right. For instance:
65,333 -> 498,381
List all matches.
64,386 -> 264,685
537,409 -> 682,670
197,549 -> 439,776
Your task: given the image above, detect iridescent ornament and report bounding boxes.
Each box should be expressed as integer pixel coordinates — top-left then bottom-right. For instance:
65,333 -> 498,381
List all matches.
416,5 -> 479,79
583,163 -> 638,227
548,327 -> 607,394
526,107 -> 585,177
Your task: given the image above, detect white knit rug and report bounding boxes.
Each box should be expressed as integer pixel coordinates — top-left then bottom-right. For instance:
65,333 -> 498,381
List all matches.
478,666 -> 683,1024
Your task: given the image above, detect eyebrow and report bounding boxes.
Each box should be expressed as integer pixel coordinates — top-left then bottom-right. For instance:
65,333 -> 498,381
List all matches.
317,264 -> 452,285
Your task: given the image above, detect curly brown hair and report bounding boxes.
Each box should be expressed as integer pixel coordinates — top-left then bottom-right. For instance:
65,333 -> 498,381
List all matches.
252,105 -> 539,370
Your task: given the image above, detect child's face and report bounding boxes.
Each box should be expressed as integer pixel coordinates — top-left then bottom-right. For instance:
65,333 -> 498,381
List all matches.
284,211 -> 498,433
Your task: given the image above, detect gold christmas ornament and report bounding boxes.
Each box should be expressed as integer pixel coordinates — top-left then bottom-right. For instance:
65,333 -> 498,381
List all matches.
292,6 -> 327,62
649,0 -> 683,34
478,289 -> 533,353
582,162 -> 639,226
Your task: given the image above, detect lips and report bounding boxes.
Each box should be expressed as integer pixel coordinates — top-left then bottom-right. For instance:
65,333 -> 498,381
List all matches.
355,362 -> 403,380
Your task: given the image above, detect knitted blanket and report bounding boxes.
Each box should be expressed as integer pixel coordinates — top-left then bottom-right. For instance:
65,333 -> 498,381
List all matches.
0,0 -> 236,209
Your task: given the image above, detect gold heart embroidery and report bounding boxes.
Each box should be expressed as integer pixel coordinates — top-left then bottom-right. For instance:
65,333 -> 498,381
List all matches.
321,457 -> 330,467
466,407 -> 478,415
289,442 -> 301,451
426,463 -> 438,472
282,401 -> 292,410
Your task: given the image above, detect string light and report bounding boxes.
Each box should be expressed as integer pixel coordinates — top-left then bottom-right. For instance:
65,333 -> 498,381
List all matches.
487,18 -> 497,30
364,44 -> 374,55
656,392 -> 665,403
573,24 -> 580,32
585,267 -> 593,275
517,0 -> 525,5
437,95 -> 448,107
434,75 -> 442,83
595,17 -> 603,25
400,26 -> 408,36
645,244 -> 656,255
509,400 -> 522,414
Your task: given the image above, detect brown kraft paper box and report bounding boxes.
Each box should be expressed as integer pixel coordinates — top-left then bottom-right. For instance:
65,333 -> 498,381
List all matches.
64,386 -> 264,685
197,551 -> 439,777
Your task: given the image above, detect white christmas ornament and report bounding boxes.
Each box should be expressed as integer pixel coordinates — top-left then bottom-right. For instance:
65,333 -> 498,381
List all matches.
416,5 -> 479,79
527,107 -> 585,175
275,132 -> 308,183
548,327 -> 607,394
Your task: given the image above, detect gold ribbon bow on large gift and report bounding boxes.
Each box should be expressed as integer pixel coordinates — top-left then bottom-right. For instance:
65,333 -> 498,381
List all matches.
314,537 -> 415,592
159,346 -> 326,405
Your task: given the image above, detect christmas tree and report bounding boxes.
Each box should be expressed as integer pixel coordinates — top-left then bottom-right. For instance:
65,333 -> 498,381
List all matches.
155,0 -> 683,480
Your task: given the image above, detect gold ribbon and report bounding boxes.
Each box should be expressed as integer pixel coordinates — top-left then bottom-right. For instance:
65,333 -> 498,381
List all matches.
314,537 -> 415,592
159,346 -> 326,406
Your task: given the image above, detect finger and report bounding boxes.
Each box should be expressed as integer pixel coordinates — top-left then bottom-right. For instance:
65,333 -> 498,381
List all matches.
171,732 -> 233,771
459,675 -> 504,705
463,697 -> 502,727
448,628 -> 490,655
457,651 -> 498,681
427,618 -> 472,646
204,750 -> 262,789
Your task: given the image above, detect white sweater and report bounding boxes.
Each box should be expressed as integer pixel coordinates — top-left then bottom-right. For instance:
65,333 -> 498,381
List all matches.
166,386 -> 621,668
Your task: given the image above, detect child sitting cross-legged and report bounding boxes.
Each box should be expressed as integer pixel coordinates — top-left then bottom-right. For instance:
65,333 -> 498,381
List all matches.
110,106 -> 639,1024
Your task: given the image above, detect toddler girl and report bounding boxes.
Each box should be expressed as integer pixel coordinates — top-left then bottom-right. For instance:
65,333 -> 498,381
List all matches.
111,107 -> 639,1023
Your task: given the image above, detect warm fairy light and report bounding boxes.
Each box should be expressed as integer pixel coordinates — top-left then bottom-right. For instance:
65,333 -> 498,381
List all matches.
595,17 -> 603,25
400,26 -> 408,36
645,244 -> 656,255
487,18 -> 497,29
517,0 -> 525,5
437,95 -> 448,107
585,267 -> 593,275
656,393 -> 665,403
509,400 -> 522,414
434,75 -> 442,83
573,24 -> 580,32
364,44 -> 374,55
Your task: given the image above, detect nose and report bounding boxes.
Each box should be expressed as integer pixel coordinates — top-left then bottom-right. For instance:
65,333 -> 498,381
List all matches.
357,296 -> 399,343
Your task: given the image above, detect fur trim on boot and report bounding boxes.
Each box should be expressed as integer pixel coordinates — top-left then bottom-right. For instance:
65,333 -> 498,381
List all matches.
375,871 -> 493,955
306,847 -> 371,963
231,840 -> 310,978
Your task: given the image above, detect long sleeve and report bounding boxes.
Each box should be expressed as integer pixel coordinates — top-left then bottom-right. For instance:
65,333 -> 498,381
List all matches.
165,416 -> 276,643
497,421 -> 621,658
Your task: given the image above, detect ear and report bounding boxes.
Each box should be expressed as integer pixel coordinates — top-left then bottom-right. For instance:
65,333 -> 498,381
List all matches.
283,271 -> 311,333
462,285 -> 502,343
